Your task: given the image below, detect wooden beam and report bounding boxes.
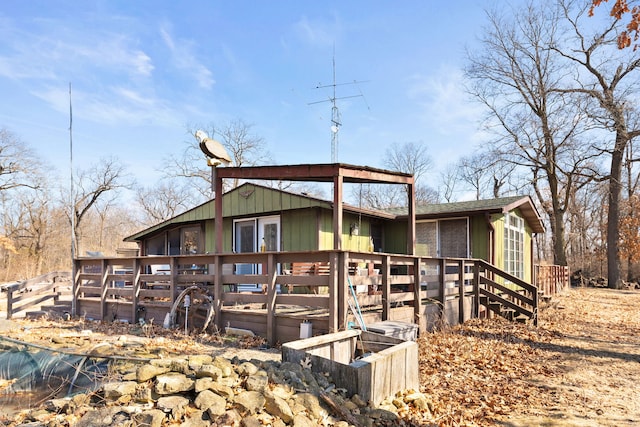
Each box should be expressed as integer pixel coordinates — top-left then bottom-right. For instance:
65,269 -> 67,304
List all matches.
407,182 -> 416,255
333,174 -> 343,250
214,168 -> 224,254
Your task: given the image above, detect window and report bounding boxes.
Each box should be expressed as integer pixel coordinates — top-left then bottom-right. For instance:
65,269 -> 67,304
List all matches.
504,212 -> 524,279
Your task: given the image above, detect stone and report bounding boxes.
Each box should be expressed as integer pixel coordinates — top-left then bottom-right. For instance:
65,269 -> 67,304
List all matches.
234,390 -> 266,414
212,356 -> 234,377
194,389 -> 227,416
292,413 -> 317,427
188,354 -> 213,368
155,372 -> 194,394
194,377 -> 234,399
102,381 -> 137,400
264,392 -> 294,423
211,409 -> 241,425
351,393 -> 367,407
237,361 -> 259,376
157,395 -> 190,419
245,374 -> 269,392
195,364 -> 223,379
44,398 -> 73,413
181,410 -> 210,427
74,407 -> 126,427
293,392 -> 324,420
241,414 -> 262,427
131,409 -> 165,427
137,364 -> 171,382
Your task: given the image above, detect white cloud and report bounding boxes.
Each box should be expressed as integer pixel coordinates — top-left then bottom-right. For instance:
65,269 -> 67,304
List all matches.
159,25 -> 215,90
293,15 -> 339,47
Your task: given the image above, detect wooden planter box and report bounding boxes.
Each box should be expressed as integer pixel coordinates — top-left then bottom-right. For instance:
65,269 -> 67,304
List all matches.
281,329 -> 419,406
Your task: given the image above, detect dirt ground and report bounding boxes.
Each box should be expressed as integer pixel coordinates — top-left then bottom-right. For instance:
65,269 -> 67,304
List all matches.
417,286 -> 640,426
1,286 -> 639,426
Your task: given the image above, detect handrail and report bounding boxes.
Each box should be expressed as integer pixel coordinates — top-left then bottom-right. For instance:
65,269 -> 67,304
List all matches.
3,271 -> 71,319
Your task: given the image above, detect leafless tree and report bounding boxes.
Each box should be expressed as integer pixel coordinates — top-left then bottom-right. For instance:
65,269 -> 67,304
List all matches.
457,152 -> 516,199
72,157 -> 132,255
552,0 -> 640,287
135,181 -> 196,225
0,128 -> 41,192
466,1 -> 599,266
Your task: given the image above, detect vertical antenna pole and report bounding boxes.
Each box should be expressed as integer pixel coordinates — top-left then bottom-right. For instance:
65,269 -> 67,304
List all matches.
69,82 -> 77,316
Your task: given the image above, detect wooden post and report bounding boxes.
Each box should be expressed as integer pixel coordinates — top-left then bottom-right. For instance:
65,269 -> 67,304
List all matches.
170,257 -> 178,308
382,255 -> 390,320
407,182 -> 416,255
71,259 -> 78,317
413,257 -> 421,331
132,258 -> 140,323
266,253 -> 278,345
473,261 -> 480,319
6,286 -> 13,319
458,260 -> 465,324
214,254 -> 223,332
214,170 -> 224,254
328,251 -> 340,333
438,258 -> 446,322
333,174 -> 344,251
337,251 -> 349,330
100,259 -> 108,321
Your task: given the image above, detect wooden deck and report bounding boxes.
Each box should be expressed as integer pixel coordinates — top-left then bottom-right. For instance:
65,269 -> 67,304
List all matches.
71,250 -> 548,344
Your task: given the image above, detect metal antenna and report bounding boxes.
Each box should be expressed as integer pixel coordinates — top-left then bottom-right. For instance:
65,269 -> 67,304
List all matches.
309,51 -> 369,163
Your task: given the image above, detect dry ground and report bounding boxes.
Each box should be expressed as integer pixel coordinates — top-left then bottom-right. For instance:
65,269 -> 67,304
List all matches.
417,287 -> 640,426
1,286 -> 639,426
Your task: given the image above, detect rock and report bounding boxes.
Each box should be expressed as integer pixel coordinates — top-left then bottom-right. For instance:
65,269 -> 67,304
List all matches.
293,392 -> 324,420
194,389 -> 227,416
237,361 -> 259,376
264,392 -> 294,423
351,393 -> 367,407
44,398 -> 73,413
211,409 -> 241,425
154,372 -> 194,394
131,409 -> 165,427
189,354 -> 213,368
292,413 -> 317,427
137,364 -> 171,382
102,381 -> 137,400
241,414 -> 262,427
194,377 -> 235,399
212,356 -> 234,377
235,390 -> 266,414
157,395 -> 190,419
74,407 -> 127,427
245,373 -> 269,391
195,364 -> 223,379
181,410 -> 210,427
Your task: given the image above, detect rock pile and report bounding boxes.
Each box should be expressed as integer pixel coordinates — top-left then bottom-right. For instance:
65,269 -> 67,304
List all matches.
11,353 -> 431,427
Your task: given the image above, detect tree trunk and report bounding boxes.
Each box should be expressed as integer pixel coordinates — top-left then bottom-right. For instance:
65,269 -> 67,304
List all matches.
608,139 -> 624,289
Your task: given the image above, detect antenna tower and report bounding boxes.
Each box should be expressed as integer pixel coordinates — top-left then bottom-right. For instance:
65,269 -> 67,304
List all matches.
309,53 -> 368,163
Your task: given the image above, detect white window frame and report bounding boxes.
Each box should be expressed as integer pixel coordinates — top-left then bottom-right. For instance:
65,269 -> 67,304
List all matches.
504,212 -> 525,279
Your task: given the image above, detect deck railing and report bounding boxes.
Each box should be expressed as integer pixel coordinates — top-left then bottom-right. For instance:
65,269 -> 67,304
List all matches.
2,272 -> 71,319
72,251 -> 542,344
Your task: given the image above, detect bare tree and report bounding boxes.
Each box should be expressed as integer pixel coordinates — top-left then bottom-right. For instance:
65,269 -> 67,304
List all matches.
0,128 -> 41,192
72,157 -> 132,255
457,152 -> 516,199
135,181 -> 196,225
553,0 -> 640,288
466,1 -> 598,266
163,119 -> 272,201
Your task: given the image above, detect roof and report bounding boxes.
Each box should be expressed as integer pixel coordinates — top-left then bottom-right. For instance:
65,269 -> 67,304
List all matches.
124,182 -> 395,242
385,195 -> 545,233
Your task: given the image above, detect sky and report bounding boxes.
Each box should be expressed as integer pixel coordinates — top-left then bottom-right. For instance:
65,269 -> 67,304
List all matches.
0,0 -> 499,198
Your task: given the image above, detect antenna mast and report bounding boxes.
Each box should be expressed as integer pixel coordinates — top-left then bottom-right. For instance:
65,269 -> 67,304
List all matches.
309,51 -> 368,163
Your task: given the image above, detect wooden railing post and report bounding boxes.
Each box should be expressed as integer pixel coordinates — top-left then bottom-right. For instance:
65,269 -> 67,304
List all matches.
170,257 -> 178,308
438,258 -> 446,322
132,258 -> 140,323
458,260 -> 465,324
337,251 -> 349,330
214,254 -> 223,332
473,261 -> 480,319
266,253 -> 278,345
381,255 -> 391,321
6,286 -> 14,319
413,257 -> 421,331
100,259 -> 108,320
328,251 -> 340,333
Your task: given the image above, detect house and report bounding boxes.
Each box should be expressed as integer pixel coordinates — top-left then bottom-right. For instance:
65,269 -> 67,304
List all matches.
125,182 -> 544,284
72,164 -> 553,341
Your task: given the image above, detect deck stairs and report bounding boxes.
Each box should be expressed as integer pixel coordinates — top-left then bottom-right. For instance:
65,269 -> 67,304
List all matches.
475,260 -> 539,326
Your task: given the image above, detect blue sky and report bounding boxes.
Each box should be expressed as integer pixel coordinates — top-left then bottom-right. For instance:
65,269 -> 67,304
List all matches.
0,1 -> 496,194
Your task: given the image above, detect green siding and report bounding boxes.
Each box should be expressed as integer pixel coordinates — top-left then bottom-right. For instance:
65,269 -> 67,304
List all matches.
282,209 -> 318,251
384,220 -> 408,254
470,215 -> 488,261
